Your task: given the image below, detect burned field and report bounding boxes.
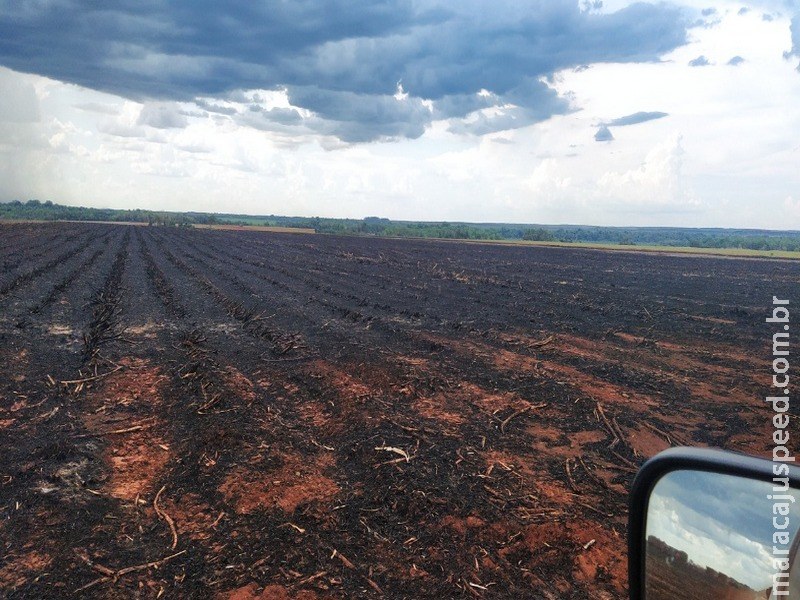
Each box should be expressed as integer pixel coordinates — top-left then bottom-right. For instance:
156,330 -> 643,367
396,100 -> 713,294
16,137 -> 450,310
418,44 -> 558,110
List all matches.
0,222 -> 797,599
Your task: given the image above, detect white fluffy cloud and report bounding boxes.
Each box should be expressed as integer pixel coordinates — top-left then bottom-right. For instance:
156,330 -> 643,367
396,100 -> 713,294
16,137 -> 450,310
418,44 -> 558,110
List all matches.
598,133 -> 698,210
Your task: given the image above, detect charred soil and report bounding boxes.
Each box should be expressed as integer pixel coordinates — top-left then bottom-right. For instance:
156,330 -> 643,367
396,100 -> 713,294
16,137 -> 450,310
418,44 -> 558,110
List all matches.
0,223 -> 797,599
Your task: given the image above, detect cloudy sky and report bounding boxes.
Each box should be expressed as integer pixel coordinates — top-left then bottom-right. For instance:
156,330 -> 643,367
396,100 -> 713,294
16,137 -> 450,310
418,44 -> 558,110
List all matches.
1,1 -> 799,228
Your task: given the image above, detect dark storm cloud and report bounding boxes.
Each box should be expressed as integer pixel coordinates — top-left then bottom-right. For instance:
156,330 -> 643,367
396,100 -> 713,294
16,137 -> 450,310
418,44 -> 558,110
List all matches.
194,99 -> 239,117
0,0 -> 690,141
446,78 -> 571,136
790,15 -> 800,68
137,103 -> 189,129
433,93 -> 499,121
594,110 -> 667,141
594,125 -> 614,141
287,86 -> 431,141
267,108 -> 305,125
605,111 -> 668,127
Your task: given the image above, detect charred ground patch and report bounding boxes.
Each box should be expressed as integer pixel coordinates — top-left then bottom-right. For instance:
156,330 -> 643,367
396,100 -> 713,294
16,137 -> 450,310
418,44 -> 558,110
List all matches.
0,223 -> 797,599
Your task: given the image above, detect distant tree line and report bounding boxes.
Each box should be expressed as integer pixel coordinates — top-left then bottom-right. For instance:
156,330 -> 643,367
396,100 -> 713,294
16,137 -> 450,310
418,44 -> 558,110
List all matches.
2,200 -> 799,251
0,199 -> 195,227
301,218 -> 800,250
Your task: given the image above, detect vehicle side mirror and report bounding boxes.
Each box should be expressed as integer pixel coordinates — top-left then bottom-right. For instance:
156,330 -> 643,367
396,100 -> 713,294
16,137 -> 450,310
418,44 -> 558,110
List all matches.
629,448 -> 800,600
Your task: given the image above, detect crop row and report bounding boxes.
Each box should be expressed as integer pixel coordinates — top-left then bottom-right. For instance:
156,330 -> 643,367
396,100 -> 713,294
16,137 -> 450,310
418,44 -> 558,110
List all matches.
138,231 -> 737,477
144,232 -> 304,357
172,228 -> 781,345
81,231 -> 130,363
137,229 -> 187,318
0,225 -> 117,300
149,230 -> 418,331
134,233 -> 565,596
65,227 -> 773,456
143,232 -> 577,436
0,223 -> 82,269
29,249 -> 105,315
146,230 -> 767,464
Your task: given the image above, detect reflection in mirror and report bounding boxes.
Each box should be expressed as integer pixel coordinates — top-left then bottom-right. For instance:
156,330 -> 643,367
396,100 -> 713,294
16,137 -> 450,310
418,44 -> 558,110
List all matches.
645,469 -> 800,600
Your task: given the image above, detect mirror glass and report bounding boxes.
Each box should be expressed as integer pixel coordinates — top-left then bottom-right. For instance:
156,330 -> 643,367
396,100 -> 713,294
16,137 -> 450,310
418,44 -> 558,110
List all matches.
646,469 -> 800,599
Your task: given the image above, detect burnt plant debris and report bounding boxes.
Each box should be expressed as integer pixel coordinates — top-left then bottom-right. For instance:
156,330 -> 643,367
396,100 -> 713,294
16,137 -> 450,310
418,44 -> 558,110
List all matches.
0,222 -> 797,599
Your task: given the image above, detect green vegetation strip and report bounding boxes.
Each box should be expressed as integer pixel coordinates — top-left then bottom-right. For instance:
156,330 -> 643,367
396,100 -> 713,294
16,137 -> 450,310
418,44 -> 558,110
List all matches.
2,200 -> 799,255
